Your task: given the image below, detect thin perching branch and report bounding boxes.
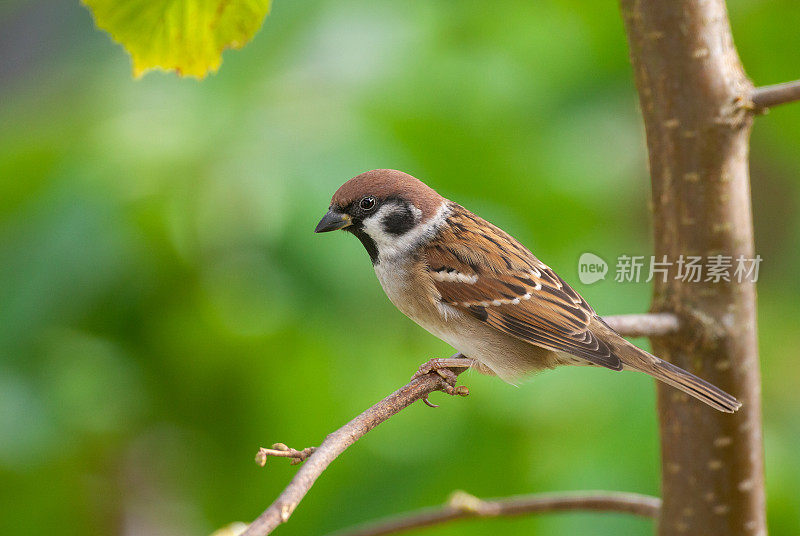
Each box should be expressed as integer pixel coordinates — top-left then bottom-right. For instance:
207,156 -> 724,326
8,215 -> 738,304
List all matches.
750,80 -> 800,111
241,364 -> 470,536
326,490 -> 661,536
241,312 -> 670,536
602,312 -> 679,337
255,444 -> 316,466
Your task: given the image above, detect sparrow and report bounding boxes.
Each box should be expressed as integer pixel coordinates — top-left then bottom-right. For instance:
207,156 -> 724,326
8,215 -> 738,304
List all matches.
314,169 -> 741,413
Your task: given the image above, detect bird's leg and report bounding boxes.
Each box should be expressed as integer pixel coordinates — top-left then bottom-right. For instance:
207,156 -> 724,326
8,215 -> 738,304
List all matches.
412,354 -> 473,408
412,355 -> 474,381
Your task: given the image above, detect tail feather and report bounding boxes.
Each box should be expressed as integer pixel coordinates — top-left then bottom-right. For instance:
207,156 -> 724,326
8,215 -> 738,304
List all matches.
614,339 -> 742,413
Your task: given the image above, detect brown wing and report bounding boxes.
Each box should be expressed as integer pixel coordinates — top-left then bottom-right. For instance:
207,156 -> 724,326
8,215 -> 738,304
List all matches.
426,204 -> 622,370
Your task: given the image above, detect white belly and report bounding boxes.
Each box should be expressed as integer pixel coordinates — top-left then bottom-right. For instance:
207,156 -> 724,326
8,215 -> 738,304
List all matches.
373,259 -> 554,381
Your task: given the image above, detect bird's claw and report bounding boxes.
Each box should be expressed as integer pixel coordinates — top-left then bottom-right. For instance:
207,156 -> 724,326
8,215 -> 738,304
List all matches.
422,396 -> 439,408
411,357 -> 471,382
411,359 -> 442,382
412,357 -> 471,408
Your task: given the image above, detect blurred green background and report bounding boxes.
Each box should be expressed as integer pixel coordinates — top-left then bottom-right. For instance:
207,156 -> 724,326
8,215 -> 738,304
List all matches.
1,1 -> 798,534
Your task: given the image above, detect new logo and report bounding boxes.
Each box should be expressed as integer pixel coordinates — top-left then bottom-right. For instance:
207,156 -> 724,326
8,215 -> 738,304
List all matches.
578,253 -> 608,284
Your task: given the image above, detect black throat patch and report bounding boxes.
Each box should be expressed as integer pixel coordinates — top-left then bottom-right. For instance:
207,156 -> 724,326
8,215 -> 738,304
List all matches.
347,225 -> 379,264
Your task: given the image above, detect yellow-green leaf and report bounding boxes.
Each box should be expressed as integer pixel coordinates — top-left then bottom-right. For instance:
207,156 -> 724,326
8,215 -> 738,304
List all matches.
82,0 -> 272,79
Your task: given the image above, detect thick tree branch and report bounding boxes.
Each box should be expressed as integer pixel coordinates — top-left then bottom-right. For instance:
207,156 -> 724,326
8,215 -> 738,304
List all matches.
326,490 -> 661,536
240,312 -> 672,536
621,1 -> 766,534
751,80 -> 800,111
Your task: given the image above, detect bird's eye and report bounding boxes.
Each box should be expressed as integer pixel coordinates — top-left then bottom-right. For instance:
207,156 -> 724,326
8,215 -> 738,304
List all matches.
359,196 -> 376,211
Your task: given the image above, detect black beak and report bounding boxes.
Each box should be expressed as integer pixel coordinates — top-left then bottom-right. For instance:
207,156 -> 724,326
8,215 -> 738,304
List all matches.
314,210 -> 352,233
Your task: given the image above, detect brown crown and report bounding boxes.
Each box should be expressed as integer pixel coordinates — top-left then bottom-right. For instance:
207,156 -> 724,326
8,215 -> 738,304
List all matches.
330,169 -> 445,221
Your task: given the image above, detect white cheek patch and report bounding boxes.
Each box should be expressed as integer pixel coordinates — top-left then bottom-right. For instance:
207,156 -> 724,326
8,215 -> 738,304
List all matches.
363,201 -> 450,263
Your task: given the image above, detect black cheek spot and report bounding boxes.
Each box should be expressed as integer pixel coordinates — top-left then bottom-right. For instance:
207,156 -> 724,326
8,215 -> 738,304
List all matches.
382,205 -> 416,235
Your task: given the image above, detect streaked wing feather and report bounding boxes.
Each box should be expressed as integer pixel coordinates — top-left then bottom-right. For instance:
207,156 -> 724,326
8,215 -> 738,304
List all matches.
426,205 -> 622,371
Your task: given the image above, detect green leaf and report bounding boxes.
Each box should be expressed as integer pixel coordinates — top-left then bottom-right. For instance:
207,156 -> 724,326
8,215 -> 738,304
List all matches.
82,0 -> 272,79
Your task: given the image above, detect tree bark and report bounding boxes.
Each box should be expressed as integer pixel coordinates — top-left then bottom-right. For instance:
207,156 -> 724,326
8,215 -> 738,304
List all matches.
619,1 -> 766,535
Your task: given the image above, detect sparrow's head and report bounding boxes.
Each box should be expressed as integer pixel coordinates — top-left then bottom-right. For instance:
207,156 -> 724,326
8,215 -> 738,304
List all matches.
315,169 -> 447,263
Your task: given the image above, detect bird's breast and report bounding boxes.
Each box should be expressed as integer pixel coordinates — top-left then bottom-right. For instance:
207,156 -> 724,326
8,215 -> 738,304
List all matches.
373,258 -> 437,321
373,257 -> 560,381
373,258 -> 488,361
